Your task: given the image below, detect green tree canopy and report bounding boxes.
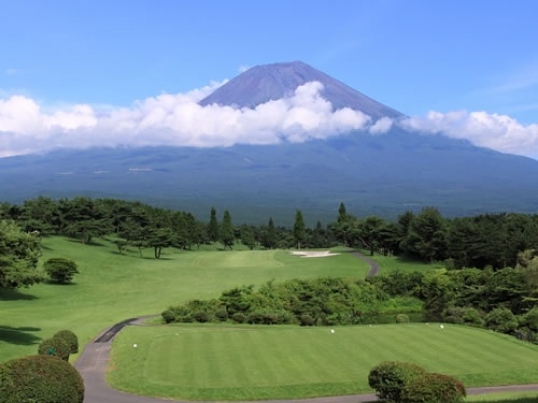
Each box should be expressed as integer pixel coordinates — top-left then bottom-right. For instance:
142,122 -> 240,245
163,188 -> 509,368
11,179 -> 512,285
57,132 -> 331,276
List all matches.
293,210 -> 306,249
0,220 -> 43,289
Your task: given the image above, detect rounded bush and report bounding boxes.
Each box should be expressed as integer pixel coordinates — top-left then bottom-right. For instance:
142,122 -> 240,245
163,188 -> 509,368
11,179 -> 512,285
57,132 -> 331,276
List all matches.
231,312 -> 246,323
0,355 -> 84,403
215,308 -> 229,321
368,361 -> 426,403
53,330 -> 79,354
161,309 -> 176,323
38,337 -> 71,361
396,314 -> 410,323
300,314 -> 315,326
402,372 -> 466,403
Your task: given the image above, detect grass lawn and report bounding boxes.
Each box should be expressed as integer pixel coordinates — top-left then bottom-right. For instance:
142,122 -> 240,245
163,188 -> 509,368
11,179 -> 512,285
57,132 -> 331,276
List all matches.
467,392 -> 538,402
0,237 -> 369,363
108,323 -> 538,401
358,249 -> 442,273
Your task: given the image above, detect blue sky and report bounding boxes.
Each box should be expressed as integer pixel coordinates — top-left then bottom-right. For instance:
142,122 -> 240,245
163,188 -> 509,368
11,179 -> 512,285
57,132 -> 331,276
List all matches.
1,0 -> 537,157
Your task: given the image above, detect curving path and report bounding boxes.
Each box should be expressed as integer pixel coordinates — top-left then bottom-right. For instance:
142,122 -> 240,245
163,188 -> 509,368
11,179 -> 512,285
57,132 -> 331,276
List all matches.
75,251 -> 538,403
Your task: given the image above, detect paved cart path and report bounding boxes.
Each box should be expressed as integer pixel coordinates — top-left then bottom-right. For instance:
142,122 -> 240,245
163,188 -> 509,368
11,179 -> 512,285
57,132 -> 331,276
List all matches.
75,252 -> 538,402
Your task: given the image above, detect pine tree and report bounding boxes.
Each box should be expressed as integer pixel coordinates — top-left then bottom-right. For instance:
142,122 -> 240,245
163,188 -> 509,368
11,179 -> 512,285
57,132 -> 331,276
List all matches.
221,210 -> 234,250
207,207 -> 219,243
266,217 -> 276,249
293,210 -> 306,249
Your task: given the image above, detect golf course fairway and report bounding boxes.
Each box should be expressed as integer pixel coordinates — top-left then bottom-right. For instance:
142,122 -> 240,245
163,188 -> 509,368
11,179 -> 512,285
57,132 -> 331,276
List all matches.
107,323 -> 538,401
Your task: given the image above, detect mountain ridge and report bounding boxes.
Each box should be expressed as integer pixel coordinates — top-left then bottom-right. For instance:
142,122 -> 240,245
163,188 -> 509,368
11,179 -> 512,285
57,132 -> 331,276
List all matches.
1,61 -> 537,223
199,61 -> 403,120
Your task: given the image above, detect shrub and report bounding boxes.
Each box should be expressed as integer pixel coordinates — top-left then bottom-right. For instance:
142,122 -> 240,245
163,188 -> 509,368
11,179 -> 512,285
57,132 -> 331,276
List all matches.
402,372 -> 466,403
0,355 -> 84,403
38,337 -> 71,361
161,308 -> 176,323
462,307 -> 483,327
53,330 -> 79,354
484,307 -> 518,334
396,314 -> 410,323
231,312 -> 246,323
44,258 -> 79,284
368,361 -> 426,403
300,314 -> 315,326
215,308 -> 229,321
193,311 -> 209,323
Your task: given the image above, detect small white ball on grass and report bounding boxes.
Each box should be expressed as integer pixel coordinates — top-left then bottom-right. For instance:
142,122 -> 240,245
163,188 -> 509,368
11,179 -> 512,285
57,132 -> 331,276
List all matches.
439,324 -> 444,329
133,343 -> 138,348
330,329 -> 335,334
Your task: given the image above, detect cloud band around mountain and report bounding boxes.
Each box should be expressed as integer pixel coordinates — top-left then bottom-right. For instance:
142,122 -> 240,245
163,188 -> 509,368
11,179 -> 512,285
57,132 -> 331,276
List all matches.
1,81 -> 537,158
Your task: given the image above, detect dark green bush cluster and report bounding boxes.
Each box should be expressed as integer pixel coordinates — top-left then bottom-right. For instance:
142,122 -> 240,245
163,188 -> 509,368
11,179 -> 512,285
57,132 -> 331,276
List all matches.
38,337 -> 71,361
162,278 -> 424,326
54,329 -> 79,354
368,361 -> 465,403
44,257 -> 79,284
401,372 -> 466,403
0,355 -> 84,403
37,329 -> 79,361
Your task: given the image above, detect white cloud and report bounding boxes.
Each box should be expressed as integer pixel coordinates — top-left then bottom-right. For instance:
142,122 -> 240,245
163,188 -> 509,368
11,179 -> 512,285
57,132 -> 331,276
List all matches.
400,111 -> 538,157
370,116 -> 393,134
0,81 -> 372,157
2,81 -> 538,159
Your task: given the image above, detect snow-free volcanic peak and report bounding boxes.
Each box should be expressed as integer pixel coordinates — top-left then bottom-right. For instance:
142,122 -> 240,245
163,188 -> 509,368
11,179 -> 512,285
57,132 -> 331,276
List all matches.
199,61 -> 403,120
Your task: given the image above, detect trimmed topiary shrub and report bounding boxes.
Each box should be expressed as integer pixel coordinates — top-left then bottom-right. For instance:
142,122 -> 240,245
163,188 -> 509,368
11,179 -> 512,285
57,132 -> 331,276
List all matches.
401,372 -> 466,403
368,361 -> 426,403
38,337 -> 71,361
53,330 -> 79,354
0,355 -> 84,403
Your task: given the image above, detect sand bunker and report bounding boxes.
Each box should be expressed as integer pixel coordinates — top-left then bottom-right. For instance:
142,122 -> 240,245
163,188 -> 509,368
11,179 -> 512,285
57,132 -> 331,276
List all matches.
290,250 -> 340,258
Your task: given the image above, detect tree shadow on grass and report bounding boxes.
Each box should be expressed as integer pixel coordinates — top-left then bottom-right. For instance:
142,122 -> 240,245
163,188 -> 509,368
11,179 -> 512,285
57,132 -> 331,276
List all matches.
0,289 -> 39,301
0,326 -> 41,346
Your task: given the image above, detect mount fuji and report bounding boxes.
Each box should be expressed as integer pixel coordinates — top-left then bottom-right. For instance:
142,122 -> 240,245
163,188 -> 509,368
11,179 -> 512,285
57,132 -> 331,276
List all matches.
1,61 -> 537,223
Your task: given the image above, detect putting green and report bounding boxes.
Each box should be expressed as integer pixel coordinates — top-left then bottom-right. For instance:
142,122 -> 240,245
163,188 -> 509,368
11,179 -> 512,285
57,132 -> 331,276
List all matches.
108,323 -> 538,401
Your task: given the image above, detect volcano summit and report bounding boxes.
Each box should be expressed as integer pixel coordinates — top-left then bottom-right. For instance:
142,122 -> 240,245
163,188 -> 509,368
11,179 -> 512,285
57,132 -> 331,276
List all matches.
1,61 -> 537,223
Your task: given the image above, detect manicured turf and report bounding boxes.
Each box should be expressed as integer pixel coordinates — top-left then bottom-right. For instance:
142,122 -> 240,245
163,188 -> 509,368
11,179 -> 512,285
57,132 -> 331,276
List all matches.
108,323 -> 538,401
0,237 -> 368,362
467,392 -> 538,402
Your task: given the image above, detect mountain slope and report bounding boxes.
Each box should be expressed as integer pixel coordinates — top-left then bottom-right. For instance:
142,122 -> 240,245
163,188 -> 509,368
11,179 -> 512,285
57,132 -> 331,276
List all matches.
199,61 -> 403,120
1,61 -> 537,223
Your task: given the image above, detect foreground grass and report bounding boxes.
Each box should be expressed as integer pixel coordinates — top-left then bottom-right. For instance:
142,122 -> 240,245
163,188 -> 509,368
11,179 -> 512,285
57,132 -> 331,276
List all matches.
0,237 -> 368,362
467,392 -> 538,402
108,323 -> 538,401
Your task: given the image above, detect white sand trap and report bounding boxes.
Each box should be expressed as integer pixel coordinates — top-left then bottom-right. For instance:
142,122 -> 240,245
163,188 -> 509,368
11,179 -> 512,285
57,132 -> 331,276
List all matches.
290,250 -> 340,258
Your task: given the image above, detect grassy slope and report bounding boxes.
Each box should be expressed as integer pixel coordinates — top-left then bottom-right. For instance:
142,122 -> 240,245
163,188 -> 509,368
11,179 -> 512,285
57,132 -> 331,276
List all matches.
0,237 -> 368,362
108,323 -> 538,400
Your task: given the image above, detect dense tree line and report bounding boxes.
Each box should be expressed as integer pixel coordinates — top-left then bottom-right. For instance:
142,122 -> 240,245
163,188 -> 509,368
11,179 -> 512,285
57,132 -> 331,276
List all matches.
3,196 -> 538,283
